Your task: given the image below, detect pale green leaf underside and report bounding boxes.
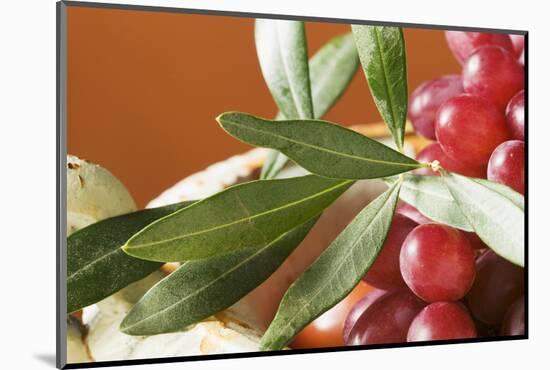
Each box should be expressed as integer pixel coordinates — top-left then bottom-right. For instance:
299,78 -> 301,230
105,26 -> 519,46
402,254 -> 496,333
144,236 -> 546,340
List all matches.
442,171 -> 524,266
67,201 -> 194,313
120,218 -> 317,336
261,33 -> 359,180
260,181 -> 401,350
352,25 -> 407,152
308,32 -> 359,119
218,112 -> 421,180
123,175 -> 351,262
397,175 -> 474,231
255,19 -> 313,120
471,178 -> 524,211
396,174 -> 524,233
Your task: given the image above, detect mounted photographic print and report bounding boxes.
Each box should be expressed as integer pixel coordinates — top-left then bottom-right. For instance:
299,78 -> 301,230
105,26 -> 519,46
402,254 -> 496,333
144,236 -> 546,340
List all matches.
57,1 -> 527,368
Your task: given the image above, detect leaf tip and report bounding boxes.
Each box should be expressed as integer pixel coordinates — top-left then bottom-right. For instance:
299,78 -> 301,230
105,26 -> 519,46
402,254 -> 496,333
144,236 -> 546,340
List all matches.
216,111 -> 244,128
215,113 -> 226,125
118,319 -> 133,335
119,309 -> 144,336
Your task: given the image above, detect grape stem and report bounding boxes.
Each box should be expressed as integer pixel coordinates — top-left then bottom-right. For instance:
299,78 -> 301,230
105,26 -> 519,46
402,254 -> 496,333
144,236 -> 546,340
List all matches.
430,160 -> 442,173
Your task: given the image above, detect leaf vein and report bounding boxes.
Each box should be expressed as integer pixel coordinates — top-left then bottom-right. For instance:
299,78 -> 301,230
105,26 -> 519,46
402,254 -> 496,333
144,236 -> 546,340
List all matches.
122,235 -> 294,332
127,180 -> 351,250
224,118 -> 418,169
269,185 -> 397,341
67,247 -> 120,282
275,25 -> 311,119
373,28 -> 402,150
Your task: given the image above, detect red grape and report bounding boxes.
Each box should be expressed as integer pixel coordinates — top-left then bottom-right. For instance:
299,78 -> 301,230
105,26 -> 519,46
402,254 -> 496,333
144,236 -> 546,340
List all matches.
396,202 -> 432,225
463,231 -> 487,250
346,290 -> 425,345
363,214 -> 417,290
509,35 -> 525,56
505,90 -> 525,141
408,75 -> 464,140
463,46 -> 524,110
435,94 -> 510,166
415,142 -> 486,178
487,140 -> 525,194
445,31 -> 515,65
467,250 -> 524,325
400,224 -> 476,302
500,295 -> 525,336
407,302 -> 477,341
343,288 -> 387,342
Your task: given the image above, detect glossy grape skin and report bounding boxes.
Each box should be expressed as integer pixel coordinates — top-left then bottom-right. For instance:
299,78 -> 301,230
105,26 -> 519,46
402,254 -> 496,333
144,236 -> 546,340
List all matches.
408,75 -> 464,140
396,202 -> 432,225
291,282 -> 373,348
445,31 -> 515,64
435,94 -> 510,166
396,204 -> 486,251
467,250 -> 524,325
501,295 -> 525,336
505,90 -> 525,141
463,46 -> 524,110
343,288 -> 386,343
415,142 -> 486,178
509,35 -> 525,56
487,140 -> 525,194
363,214 -> 418,290
346,290 -> 425,345
400,224 -> 476,302
407,302 -> 477,342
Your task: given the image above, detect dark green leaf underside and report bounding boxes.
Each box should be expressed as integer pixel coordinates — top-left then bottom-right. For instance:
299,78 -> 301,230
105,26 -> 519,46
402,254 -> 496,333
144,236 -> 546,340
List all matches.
120,218 -> 317,336
66,201 -> 194,313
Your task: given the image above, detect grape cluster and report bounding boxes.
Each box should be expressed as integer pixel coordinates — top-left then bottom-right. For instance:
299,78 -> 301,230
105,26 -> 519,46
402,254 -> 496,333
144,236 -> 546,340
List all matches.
343,31 -> 525,345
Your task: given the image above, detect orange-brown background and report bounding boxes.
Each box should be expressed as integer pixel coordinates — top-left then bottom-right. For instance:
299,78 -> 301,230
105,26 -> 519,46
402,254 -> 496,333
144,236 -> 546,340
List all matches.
67,7 -> 461,207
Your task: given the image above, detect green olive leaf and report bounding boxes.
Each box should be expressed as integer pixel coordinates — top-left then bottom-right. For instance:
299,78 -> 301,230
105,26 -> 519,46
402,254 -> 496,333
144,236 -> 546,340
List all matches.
394,174 -> 525,233
123,175 -> 352,262
308,32 -> 359,119
120,217 -> 317,336
218,112 -> 421,180
470,177 -> 524,211
67,201 -> 195,313
352,25 -> 407,152
255,19 -> 313,120
260,180 -> 401,350
395,174 -> 474,231
441,171 -> 524,266
261,33 -> 360,180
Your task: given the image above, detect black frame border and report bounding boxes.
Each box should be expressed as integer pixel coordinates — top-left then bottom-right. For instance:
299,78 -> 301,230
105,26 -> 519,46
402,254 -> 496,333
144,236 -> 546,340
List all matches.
56,1 -> 528,369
